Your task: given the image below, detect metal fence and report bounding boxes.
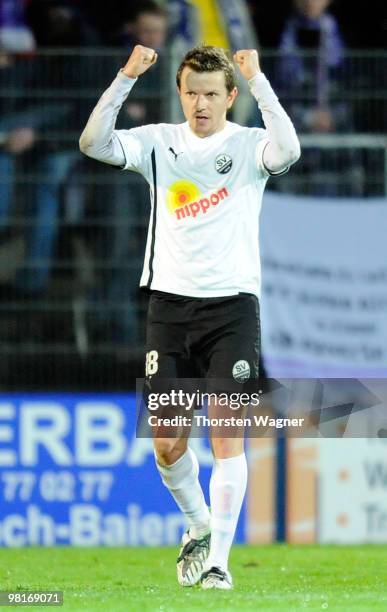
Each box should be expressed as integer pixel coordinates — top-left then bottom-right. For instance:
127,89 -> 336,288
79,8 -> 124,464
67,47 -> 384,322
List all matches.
276,134 -> 387,197
0,49 -> 386,390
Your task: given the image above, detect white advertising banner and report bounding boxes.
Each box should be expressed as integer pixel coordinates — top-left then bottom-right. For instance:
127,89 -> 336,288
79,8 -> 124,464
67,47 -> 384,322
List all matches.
318,439 -> 387,543
259,192 -> 387,377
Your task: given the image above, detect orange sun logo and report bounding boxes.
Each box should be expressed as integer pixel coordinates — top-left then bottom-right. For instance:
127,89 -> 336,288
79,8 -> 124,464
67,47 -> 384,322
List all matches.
166,180 -> 202,214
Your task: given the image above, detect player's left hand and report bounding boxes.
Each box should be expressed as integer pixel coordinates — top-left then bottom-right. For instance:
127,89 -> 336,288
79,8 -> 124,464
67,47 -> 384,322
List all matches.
233,49 -> 261,80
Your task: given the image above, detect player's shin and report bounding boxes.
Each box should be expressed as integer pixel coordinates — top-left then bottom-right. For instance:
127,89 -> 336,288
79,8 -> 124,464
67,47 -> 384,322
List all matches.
205,451 -> 248,572
154,445 -> 210,538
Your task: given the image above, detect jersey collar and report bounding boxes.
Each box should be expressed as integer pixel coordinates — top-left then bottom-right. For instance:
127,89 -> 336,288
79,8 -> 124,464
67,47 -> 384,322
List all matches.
182,121 -> 233,146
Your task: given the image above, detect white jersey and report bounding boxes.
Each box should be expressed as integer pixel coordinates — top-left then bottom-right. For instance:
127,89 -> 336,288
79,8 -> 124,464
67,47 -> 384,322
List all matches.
116,120 -> 270,298
79,71 -> 300,299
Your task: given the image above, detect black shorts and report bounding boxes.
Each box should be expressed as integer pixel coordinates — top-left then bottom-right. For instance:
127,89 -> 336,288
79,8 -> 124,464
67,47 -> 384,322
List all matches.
145,290 -> 261,393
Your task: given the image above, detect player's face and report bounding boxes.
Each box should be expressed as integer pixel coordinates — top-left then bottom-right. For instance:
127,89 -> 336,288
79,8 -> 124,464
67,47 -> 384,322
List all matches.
178,68 -> 238,138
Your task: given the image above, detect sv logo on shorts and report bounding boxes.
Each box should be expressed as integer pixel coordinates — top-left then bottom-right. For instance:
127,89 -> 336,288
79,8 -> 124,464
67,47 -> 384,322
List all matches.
232,360 -> 250,383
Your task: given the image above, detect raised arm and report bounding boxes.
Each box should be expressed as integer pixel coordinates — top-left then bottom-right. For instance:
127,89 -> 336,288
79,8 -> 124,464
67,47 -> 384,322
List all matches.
79,45 -> 158,166
234,49 -> 301,174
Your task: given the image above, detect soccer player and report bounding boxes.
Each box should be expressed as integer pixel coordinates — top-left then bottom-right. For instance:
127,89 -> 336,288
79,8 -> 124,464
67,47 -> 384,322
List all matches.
80,44 -> 300,589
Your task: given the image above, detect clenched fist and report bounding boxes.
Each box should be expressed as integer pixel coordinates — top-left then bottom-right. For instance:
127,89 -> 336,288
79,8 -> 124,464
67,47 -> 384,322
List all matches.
122,45 -> 158,79
233,49 -> 261,81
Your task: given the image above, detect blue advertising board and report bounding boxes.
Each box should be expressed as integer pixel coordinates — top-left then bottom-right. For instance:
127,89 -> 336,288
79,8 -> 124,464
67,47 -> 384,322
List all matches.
0,394 -> 245,546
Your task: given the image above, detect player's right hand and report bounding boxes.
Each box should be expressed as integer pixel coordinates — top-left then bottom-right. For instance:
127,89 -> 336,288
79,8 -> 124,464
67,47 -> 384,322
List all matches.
122,45 -> 158,79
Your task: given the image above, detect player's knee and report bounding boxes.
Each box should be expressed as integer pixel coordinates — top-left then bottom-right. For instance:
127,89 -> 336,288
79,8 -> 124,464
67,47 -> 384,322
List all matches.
154,438 -> 174,460
154,438 -> 187,465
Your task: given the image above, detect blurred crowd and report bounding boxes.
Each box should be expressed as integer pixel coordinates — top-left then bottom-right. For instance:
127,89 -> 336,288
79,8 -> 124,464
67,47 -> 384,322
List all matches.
4,0 -> 382,50
0,0 -> 385,368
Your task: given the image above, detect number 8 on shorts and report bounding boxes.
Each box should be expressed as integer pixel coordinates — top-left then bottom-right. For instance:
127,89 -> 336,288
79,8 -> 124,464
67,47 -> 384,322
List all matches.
145,350 -> 159,376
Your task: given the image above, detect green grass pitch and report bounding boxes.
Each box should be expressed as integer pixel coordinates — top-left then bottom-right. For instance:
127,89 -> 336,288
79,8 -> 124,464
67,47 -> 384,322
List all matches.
1,545 -> 386,611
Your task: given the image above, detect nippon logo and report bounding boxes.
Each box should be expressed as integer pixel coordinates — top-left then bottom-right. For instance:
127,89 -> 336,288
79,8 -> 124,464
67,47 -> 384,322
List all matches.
174,187 -> 229,220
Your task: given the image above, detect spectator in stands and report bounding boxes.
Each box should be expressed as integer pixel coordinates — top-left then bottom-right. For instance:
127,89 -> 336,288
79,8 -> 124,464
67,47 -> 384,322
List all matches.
0,0 -> 36,236
277,0 -> 346,134
0,5 -> 40,293
112,0 -> 168,52
86,1 -> 169,350
27,0 -> 98,47
276,0 -> 363,195
0,0 -> 93,299
0,0 -> 36,52
109,1 -> 168,125
0,52 -> 36,241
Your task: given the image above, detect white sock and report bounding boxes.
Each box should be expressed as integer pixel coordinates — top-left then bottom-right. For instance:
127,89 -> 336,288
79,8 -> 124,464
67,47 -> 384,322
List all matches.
155,447 -> 210,539
205,453 -> 248,572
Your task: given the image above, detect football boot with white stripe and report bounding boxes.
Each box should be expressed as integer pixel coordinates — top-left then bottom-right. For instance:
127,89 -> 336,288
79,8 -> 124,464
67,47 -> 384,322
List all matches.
176,530 -> 211,586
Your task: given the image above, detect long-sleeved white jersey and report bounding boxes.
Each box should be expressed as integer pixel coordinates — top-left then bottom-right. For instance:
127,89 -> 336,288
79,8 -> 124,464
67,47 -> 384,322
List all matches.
80,71 -> 300,298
